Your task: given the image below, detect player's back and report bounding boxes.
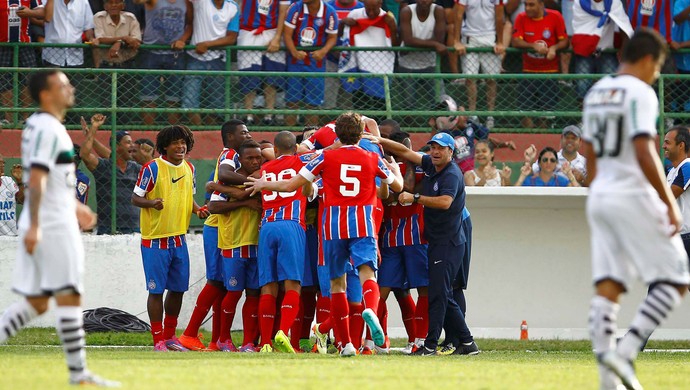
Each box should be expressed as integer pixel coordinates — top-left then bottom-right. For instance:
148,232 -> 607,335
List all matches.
260,154 -> 308,228
320,145 -> 384,208
582,74 -> 658,196
19,112 -> 78,231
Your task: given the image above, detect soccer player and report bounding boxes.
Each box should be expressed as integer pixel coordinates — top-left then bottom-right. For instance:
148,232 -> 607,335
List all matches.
209,140 -> 263,352
178,120 -> 252,351
256,131 -> 315,353
0,70 -> 118,386
132,125 -> 210,351
246,112 -> 403,356
582,28 -> 689,390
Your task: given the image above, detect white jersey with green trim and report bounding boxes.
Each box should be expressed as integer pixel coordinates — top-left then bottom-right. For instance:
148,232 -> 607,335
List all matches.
582,74 -> 658,195
18,112 -> 79,231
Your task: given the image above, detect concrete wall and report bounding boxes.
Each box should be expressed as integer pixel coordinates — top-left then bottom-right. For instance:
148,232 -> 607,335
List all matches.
2,187 -> 689,339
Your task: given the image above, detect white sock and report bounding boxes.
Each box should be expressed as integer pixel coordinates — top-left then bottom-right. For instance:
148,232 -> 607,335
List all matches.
0,300 -> 38,343
589,295 -> 620,355
55,306 -> 87,379
618,284 -> 682,360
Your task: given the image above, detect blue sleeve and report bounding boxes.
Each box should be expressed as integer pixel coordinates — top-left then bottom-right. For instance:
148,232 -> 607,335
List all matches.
285,3 -> 300,27
228,4 -> 240,32
674,163 -> 690,189
421,154 -> 433,174
473,123 -> 490,140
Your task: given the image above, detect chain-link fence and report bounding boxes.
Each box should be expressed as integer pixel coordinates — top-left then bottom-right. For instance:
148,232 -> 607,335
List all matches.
1,42 -> 688,234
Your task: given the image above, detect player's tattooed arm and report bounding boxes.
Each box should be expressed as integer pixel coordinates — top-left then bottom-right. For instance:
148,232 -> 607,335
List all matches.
376,137 -> 423,166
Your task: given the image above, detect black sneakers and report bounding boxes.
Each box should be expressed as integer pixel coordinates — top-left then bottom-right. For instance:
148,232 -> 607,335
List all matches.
410,346 -> 436,356
454,341 -> 480,356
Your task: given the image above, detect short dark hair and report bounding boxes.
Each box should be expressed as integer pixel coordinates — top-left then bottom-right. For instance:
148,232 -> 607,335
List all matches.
221,119 -> 245,147
273,131 -> 296,154
29,70 -> 61,104
335,112 -> 364,145
156,125 -> 195,155
670,125 -> 690,153
621,27 -> 668,64
475,139 -> 495,153
238,139 -> 261,156
135,138 -> 155,148
538,146 -> 559,163
389,130 -> 411,145
379,119 -> 401,134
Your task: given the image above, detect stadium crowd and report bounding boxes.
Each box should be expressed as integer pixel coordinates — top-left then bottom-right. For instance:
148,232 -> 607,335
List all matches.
3,0 -> 690,127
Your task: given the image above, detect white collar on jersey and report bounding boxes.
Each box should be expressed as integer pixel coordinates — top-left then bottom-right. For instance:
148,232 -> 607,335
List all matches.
302,1 -> 325,18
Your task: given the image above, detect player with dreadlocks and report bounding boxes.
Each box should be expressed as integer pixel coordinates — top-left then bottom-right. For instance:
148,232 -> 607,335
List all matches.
132,125 -> 211,351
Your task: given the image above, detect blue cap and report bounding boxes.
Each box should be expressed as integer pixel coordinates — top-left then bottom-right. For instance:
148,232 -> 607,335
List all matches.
427,132 -> 455,151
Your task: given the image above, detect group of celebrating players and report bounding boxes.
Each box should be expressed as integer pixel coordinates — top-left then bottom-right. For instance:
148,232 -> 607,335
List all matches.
133,112 -> 447,356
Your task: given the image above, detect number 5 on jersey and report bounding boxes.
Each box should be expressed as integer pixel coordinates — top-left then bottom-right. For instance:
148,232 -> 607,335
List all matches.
340,164 -> 361,197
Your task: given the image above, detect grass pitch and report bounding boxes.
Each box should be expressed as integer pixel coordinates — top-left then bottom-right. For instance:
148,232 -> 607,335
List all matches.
2,329 -> 690,389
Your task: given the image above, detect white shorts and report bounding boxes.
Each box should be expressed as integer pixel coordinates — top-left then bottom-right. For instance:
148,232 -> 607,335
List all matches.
237,28 -> 286,70
13,226 -> 84,296
461,34 -> 501,75
587,193 -> 690,290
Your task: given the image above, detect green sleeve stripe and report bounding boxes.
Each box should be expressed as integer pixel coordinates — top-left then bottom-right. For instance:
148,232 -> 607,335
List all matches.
631,99 -> 638,131
50,136 -> 58,159
32,130 -> 43,157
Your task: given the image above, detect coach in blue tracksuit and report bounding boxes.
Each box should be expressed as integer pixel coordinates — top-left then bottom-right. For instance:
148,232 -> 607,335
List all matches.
378,132 -> 476,356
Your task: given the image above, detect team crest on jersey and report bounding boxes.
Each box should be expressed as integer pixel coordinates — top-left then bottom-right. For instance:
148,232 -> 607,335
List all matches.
229,277 -> 238,287
148,279 -> 157,290
314,17 -> 324,27
300,27 -> 317,46
77,182 -> 88,195
433,182 -> 438,192
542,29 -> 551,39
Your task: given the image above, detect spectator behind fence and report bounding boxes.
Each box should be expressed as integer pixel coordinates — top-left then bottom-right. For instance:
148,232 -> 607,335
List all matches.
43,0 -> 95,67
183,0 -> 240,126
0,153 -> 24,236
453,0 -> 505,129
0,0 -> 44,126
397,0 -> 446,111
673,0 -> 690,114
136,0 -> 191,126
571,0 -> 632,101
80,114 -> 141,234
339,0 -> 398,116
88,0 -> 145,28
283,0 -> 339,126
528,125 -> 587,185
133,138 -> 155,165
72,144 -> 91,204
517,146 -> 579,186
238,0 -> 289,126
464,140 -> 511,186
512,0 -> 568,129
92,0 -> 141,68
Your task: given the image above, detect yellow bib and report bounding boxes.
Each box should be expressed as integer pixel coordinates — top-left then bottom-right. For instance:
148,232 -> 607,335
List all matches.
217,186 -> 260,250
140,158 -> 194,239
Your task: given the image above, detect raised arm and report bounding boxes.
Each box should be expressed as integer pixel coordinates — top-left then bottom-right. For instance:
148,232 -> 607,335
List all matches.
377,137 -> 423,165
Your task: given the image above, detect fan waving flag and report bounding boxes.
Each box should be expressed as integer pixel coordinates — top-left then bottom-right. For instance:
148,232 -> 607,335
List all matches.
337,8 -> 395,97
572,0 -> 633,57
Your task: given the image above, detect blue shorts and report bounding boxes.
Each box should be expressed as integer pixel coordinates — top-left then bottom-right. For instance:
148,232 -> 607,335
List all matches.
258,220 -> 306,286
139,51 -> 185,102
223,256 -> 259,292
202,225 -> 223,282
379,244 -> 429,289
317,263 -> 362,302
141,242 -> 190,294
238,58 -> 285,93
285,63 -> 325,106
303,225 -> 319,288
323,236 -> 378,280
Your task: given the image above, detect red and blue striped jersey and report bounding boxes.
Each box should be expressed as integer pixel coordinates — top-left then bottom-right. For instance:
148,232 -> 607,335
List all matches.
1,0 -> 40,43
222,245 -> 258,259
285,0 -> 338,67
381,162 -> 425,247
302,122 -> 337,150
628,0 -> 673,42
217,147 -> 240,173
240,0 -> 291,31
142,234 -> 186,249
260,154 -> 312,229
300,145 -> 393,240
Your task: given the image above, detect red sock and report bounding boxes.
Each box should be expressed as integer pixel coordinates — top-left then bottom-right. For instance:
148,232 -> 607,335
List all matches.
151,321 -> 164,345
273,290 -> 284,336
211,295 -> 223,343
317,315 -> 333,334
220,291 -> 242,343
300,290 -> 317,339
377,299 -> 388,336
163,315 -> 178,340
349,302 -> 364,349
183,283 -> 224,338
279,290 -> 301,334
398,294 -> 417,343
315,294 -> 331,324
242,295 -> 260,346
290,301 -> 304,350
415,295 -> 429,340
362,280 -> 381,314
259,294 -> 277,346
331,292 -> 351,345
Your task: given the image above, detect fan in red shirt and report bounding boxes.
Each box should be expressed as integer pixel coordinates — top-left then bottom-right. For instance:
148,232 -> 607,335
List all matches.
512,0 -> 568,129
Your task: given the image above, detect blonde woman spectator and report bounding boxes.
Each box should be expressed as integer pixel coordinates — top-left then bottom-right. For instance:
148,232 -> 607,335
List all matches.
464,140 -> 511,186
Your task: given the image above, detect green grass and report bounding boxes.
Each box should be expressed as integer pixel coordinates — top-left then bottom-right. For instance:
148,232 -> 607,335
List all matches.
2,329 -> 690,389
